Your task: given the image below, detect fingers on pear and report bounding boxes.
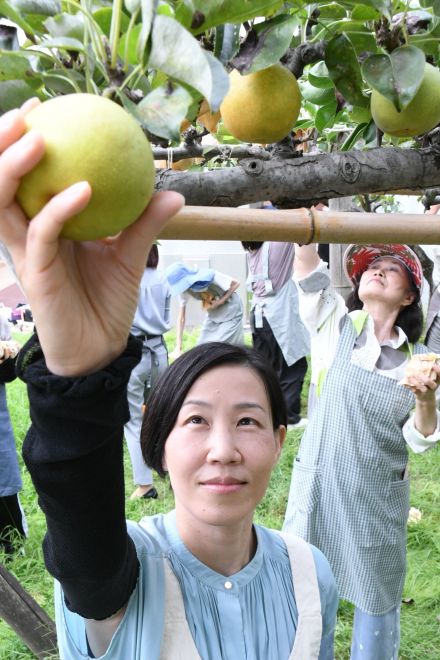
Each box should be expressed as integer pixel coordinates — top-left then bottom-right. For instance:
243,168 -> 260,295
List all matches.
120,191 -> 185,262
0,130 -> 45,210
20,97 -> 41,114
27,181 -> 92,254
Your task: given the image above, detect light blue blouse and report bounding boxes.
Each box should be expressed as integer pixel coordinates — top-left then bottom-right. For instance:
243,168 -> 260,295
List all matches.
55,511 -> 338,659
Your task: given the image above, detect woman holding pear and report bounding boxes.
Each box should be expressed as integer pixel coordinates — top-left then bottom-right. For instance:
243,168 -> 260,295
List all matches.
0,101 -> 338,659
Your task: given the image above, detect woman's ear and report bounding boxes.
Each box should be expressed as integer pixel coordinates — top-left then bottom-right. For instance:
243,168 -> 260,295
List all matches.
401,290 -> 416,307
274,425 -> 287,463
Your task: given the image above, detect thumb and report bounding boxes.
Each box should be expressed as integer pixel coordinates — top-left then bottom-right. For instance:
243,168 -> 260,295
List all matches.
119,191 -> 184,265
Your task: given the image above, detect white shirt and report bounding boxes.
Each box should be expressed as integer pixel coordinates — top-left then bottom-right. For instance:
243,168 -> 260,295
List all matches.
295,260 -> 440,454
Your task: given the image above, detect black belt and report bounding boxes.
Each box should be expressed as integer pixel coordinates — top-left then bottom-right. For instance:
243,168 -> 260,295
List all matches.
135,333 -> 161,341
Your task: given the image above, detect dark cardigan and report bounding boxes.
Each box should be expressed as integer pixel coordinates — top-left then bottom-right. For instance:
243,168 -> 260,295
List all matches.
17,334 -> 143,620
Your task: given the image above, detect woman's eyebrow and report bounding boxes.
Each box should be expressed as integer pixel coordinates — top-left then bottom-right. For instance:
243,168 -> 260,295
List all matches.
181,400 -> 265,411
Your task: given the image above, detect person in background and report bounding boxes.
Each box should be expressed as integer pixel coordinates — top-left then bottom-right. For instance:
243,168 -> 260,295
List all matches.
0,311 -> 26,555
242,205 -> 310,430
0,104 -> 338,659
166,262 -> 244,359
421,204 -> 440,352
284,241 -> 440,660
124,244 -> 170,500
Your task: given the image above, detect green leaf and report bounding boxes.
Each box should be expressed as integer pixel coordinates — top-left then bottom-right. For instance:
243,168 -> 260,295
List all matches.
10,0 -> 60,15
307,62 -> 334,89
118,23 -> 142,66
362,118 -> 377,144
0,79 -> 44,112
0,0 -> 35,34
314,98 -> 338,132
37,36 -> 87,52
137,0 -> 155,64
41,69 -> 87,94
0,52 -> 32,80
340,121 -> 367,151
93,7 -> 129,38
354,0 -> 391,21
420,0 -> 440,16
325,33 -> 368,107
44,13 -> 85,40
361,45 -> 426,111
176,0 -> 284,35
137,84 -> 192,140
243,15 -> 298,74
347,31 -> 379,55
317,3 -> 347,19
351,4 -> 380,20
301,80 -> 335,105
214,24 -> 241,63
149,15 -> 229,111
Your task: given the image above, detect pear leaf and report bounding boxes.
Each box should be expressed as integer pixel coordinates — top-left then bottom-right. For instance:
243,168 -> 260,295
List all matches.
137,84 -> 192,140
355,0 -> 391,21
0,0 -> 35,34
0,52 -> 33,80
362,45 -> 426,111
176,0 -> 284,35
137,0 -> 155,63
325,33 -> 368,107
149,15 -> 229,111
10,0 -> 60,15
0,79 -> 44,112
420,0 -> 440,16
44,13 -> 84,40
232,14 -> 298,74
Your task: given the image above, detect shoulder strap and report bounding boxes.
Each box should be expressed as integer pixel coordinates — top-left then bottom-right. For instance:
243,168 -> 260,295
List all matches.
276,531 -> 323,660
159,558 -> 201,659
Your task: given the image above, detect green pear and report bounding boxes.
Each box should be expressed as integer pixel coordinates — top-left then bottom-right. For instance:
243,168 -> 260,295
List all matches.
220,64 -> 302,144
17,93 -> 155,240
371,63 -> 440,138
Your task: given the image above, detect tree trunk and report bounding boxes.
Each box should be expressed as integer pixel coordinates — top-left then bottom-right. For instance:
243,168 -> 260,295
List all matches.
156,146 -> 440,207
0,563 -> 58,659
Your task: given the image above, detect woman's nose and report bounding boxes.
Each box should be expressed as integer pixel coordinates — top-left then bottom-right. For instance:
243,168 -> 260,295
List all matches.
206,427 -> 241,463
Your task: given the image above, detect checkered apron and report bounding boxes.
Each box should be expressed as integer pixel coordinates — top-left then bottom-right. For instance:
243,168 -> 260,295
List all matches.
284,316 -> 425,615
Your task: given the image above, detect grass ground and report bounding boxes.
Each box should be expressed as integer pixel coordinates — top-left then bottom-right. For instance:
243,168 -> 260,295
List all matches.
1,329 -> 439,659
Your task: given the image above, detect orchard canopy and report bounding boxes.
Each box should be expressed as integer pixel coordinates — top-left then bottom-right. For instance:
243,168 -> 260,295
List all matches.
2,1 -> 440,211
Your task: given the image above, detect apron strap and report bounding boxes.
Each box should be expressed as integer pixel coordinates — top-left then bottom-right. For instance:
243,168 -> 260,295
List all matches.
160,558 -> 201,659
276,531 -> 323,660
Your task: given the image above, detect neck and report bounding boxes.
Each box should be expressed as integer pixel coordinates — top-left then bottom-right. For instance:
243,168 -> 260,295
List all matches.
175,508 -> 256,576
362,302 -> 400,343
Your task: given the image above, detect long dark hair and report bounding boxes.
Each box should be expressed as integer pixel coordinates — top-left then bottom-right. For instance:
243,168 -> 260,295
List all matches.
346,281 -> 423,343
141,342 -> 287,477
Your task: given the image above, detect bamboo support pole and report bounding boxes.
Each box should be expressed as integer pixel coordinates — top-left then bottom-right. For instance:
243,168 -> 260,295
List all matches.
159,207 -> 440,243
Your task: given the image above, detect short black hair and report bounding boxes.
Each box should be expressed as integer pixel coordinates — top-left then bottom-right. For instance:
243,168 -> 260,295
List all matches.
141,342 -> 287,477
241,241 -> 264,251
346,279 -> 423,343
146,244 -> 159,269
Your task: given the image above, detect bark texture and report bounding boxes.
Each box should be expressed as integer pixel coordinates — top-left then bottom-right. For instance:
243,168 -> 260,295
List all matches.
155,146 -> 440,207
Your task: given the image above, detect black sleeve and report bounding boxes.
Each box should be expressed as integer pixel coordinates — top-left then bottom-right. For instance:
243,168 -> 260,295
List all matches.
0,355 -> 17,383
17,334 -> 143,620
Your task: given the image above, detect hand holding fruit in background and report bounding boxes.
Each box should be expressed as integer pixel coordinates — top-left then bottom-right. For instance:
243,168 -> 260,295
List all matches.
0,101 -> 184,377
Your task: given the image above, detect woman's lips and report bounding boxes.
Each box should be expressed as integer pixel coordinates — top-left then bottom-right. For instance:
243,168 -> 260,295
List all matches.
200,478 -> 246,494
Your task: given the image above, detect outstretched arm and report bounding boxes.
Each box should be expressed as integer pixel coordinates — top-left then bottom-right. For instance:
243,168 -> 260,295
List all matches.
170,303 -> 186,359
0,102 -> 184,632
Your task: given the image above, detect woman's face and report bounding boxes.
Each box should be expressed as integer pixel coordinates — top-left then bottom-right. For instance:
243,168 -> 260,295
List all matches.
163,364 -> 286,530
358,257 -> 415,308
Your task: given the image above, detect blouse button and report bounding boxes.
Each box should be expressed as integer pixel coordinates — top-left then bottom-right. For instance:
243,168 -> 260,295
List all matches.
224,580 -> 233,590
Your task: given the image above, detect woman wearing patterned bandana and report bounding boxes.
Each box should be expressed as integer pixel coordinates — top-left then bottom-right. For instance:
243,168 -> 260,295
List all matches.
283,242 -> 440,660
